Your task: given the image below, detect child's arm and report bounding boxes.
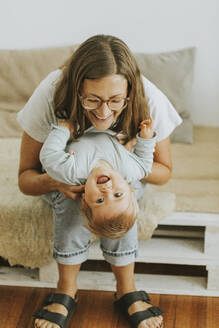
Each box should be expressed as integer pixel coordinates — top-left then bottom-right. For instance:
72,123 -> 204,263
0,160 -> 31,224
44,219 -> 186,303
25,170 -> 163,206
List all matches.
117,118 -> 154,152
132,118 -> 156,178
39,122 -> 78,185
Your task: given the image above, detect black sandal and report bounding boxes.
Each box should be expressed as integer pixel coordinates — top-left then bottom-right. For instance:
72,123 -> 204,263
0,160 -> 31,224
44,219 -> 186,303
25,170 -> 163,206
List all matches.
114,290 -> 163,328
33,293 -> 77,328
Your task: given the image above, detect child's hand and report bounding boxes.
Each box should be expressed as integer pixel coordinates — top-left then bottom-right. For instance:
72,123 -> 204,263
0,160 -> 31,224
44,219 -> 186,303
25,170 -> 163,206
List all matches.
139,117 -> 154,139
58,120 -> 74,133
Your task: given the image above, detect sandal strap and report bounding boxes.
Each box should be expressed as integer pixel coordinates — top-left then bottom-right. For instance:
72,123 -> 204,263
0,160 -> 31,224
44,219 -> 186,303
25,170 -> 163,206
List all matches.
43,293 -> 77,312
33,308 -> 67,328
33,293 -> 77,328
130,306 -> 163,328
115,290 -> 150,311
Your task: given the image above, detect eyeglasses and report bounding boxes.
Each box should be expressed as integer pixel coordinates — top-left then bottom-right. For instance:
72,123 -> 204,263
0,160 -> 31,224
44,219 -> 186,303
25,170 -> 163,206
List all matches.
79,95 -> 129,111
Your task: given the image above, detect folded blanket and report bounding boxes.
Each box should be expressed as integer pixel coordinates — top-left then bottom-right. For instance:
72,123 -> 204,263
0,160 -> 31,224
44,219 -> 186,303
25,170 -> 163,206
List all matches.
152,179 -> 219,213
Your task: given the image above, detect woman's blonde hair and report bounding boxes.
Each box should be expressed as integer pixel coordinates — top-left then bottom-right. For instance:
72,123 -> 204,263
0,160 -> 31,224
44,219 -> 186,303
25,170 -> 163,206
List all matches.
81,187 -> 139,239
54,34 -> 150,142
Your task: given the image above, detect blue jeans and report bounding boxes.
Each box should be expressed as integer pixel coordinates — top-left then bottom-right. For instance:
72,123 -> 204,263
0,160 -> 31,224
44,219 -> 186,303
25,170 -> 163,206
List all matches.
42,181 -> 146,266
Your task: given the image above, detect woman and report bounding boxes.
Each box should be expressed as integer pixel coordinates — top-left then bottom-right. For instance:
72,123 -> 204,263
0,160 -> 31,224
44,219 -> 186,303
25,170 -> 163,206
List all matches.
17,34 -> 182,328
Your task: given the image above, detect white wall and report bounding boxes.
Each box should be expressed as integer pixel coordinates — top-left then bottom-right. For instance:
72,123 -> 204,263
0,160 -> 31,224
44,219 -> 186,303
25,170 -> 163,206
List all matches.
0,0 -> 218,126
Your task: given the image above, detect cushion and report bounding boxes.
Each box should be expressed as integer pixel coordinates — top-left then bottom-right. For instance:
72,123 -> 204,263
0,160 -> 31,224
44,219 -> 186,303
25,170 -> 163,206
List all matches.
134,47 -> 196,143
0,45 -> 78,138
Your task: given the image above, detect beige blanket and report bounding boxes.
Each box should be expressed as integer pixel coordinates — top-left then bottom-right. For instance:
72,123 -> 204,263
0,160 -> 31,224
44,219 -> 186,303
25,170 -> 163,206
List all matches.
152,126 -> 219,213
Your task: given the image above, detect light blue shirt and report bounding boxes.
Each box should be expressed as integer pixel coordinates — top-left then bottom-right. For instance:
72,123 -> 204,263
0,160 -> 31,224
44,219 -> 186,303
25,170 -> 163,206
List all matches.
40,125 -> 156,189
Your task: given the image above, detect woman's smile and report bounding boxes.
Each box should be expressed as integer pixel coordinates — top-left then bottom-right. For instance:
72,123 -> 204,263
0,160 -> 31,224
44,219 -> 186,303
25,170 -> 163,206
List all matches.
81,74 -> 128,130
92,112 -> 113,121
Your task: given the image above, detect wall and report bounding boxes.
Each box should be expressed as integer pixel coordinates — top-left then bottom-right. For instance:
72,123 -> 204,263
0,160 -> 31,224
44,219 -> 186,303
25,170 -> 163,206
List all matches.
0,0 -> 218,126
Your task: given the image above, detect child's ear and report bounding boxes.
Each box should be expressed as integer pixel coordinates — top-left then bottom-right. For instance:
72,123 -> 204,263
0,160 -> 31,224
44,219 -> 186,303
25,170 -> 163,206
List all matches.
82,193 -> 85,199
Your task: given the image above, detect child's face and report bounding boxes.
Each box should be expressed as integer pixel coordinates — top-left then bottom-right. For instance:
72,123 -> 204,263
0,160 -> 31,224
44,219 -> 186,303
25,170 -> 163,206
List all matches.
84,161 -> 131,221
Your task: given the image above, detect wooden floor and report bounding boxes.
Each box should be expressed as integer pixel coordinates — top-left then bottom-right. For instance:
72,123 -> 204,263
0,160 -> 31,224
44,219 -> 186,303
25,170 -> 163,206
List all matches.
0,285 -> 219,328
0,259 -> 218,327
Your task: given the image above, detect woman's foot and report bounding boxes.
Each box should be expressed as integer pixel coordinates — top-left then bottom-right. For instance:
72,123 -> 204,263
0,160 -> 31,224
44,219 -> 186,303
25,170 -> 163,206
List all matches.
111,263 -> 163,327
34,288 -> 77,328
34,262 -> 81,328
127,298 -> 163,328
116,290 -> 163,328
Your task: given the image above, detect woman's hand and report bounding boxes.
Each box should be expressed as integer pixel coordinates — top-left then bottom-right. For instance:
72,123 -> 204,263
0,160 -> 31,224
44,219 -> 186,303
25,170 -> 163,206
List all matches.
58,183 -> 85,200
47,174 -> 85,200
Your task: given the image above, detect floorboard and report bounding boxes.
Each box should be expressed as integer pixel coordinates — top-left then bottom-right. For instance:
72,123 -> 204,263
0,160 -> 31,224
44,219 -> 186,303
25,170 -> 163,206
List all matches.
175,295 -> 207,328
160,294 -> 176,328
0,286 -> 219,328
206,297 -> 219,328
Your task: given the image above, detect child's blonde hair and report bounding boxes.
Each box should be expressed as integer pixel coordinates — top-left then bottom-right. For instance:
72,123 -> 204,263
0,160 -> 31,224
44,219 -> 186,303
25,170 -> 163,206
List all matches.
81,187 -> 139,239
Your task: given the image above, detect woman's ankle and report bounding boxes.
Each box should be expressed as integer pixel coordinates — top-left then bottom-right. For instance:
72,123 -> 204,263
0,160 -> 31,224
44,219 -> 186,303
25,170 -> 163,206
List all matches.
56,262 -> 81,298
116,282 -> 136,299
56,281 -> 78,298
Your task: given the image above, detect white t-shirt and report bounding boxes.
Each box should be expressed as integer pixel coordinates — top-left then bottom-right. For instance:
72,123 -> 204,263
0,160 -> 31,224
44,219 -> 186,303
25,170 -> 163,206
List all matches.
17,69 -> 182,143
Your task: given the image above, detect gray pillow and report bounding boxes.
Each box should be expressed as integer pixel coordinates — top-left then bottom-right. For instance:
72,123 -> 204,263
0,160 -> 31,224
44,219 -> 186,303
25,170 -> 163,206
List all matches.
134,47 -> 196,143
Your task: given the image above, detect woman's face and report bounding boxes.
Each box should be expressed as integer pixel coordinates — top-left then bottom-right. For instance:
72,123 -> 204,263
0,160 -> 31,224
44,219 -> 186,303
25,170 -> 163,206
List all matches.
81,74 -> 128,130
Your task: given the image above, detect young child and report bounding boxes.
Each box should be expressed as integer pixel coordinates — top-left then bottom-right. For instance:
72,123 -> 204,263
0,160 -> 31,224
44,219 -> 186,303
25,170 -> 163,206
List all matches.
40,119 -> 156,239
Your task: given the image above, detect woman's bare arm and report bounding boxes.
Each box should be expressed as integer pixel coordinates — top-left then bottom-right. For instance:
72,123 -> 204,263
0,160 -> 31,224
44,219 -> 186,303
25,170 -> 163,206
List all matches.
141,137 -> 172,185
18,132 -> 84,198
119,134 -> 172,185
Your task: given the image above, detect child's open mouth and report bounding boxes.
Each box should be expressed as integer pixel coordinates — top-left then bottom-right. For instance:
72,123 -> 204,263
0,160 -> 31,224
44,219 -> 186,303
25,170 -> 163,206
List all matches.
97,175 -> 110,184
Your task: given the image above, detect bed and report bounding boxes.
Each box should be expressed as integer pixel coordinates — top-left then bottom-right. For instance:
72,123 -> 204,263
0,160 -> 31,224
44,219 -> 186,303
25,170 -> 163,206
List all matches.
0,44 -> 218,296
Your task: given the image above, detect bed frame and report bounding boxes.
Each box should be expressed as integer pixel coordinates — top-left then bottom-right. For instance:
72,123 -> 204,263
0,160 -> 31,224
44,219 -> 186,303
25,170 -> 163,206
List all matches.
1,211 -> 219,297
